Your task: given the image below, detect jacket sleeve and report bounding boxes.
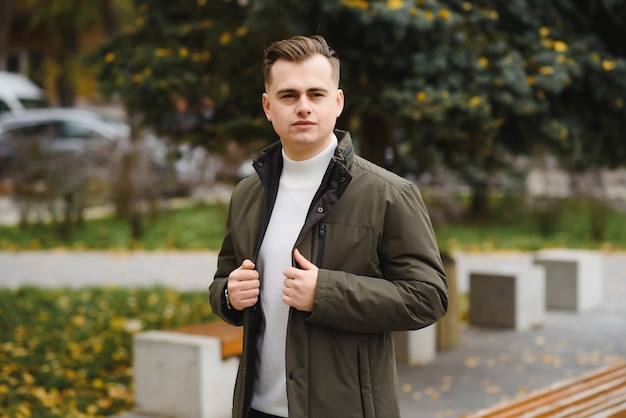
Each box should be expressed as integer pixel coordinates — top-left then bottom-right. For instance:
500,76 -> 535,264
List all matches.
209,200 -> 245,326
307,184 -> 448,333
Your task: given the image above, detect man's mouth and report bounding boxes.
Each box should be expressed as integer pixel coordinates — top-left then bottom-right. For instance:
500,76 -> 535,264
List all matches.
293,120 -> 315,126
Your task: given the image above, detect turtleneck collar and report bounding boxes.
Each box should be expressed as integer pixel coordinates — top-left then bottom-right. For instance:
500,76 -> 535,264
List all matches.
280,134 -> 338,189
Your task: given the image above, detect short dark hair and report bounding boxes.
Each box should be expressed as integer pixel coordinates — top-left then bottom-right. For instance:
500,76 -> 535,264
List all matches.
262,35 -> 340,87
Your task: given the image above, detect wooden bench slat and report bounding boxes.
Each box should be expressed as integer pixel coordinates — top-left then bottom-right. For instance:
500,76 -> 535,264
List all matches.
462,360 -> 626,418
173,321 -> 243,359
471,364 -> 626,417
562,389 -> 626,418
531,374 -> 626,416
542,379 -> 626,417
603,394 -> 626,418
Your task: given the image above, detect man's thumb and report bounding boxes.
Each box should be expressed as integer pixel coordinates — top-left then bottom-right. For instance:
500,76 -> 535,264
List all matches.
293,249 -> 314,269
241,259 -> 255,270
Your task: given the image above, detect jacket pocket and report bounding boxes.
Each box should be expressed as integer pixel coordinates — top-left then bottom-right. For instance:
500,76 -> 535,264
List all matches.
358,341 -> 376,418
317,222 -> 378,276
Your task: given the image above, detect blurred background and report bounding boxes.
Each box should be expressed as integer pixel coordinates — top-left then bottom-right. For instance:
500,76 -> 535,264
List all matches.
2,2 -> 626,417
1,0 -> 626,242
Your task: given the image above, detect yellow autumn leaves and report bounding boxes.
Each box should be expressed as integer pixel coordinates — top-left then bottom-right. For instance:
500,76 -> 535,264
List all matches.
0,287 -> 215,418
102,14 -> 248,86
340,0 -> 459,21
415,90 -> 484,108
538,27 -> 617,73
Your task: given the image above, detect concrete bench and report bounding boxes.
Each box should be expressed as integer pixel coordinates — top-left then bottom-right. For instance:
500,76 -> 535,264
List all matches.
454,252 -> 534,294
469,265 -> 546,330
534,248 -> 603,312
462,360 -> 626,417
126,319 -> 435,418
131,320 -> 243,418
393,325 -> 437,366
392,254 -> 457,366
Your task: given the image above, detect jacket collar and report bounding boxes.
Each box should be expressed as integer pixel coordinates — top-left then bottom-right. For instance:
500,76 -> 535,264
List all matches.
334,129 -> 355,169
253,129 -> 355,183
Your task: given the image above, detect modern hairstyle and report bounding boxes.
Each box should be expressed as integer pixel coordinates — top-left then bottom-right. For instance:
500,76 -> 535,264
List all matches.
262,35 -> 340,87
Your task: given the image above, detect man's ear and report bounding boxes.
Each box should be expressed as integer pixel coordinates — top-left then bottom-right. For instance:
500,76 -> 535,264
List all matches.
262,93 -> 272,121
336,89 -> 345,118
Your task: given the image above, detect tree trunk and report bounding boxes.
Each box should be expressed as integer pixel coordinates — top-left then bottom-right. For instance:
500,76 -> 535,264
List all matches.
56,71 -> 76,107
437,254 -> 461,350
359,111 -> 401,173
570,169 -> 609,242
54,26 -> 79,106
0,0 -> 16,59
468,180 -> 489,219
99,0 -> 119,36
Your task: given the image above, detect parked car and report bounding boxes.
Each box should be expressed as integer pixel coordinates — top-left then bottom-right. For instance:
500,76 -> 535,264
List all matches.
0,71 -> 49,116
0,108 -> 203,196
0,108 -> 132,156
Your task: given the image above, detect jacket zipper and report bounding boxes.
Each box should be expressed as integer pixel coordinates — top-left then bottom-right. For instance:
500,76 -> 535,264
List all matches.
316,222 -> 326,267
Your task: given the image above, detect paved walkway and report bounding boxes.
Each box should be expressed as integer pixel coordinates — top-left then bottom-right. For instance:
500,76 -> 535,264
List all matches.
1,250 -> 625,417
397,252 -> 626,417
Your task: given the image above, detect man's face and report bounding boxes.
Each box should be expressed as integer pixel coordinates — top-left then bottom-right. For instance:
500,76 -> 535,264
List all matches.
262,54 -> 344,161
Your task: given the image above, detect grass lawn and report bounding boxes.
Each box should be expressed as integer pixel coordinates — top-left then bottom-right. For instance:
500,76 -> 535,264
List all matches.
0,202 -> 229,252
433,196 -> 626,253
1,197 -> 625,253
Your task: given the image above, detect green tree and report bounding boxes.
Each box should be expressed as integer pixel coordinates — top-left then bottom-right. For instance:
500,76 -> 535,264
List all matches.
90,0 -> 272,149
90,0 -> 626,218
89,0 -> 273,237
245,0 -> 626,216
243,0 -> 540,215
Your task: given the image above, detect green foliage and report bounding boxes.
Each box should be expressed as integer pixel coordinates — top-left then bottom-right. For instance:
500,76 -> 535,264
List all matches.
0,202 -> 228,251
88,0 -> 626,221
0,286 -> 214,418
284,0 -> 626,218
88,0 -> 273,148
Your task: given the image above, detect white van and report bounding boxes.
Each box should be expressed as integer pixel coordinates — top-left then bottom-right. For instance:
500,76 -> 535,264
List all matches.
0,71 -> 49,115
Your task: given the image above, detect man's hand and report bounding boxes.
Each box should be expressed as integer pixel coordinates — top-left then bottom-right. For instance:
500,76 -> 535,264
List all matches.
227,259 -> 260,310
283,249 -> 318,312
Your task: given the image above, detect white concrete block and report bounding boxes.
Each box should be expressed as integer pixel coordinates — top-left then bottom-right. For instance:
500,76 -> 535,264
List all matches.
454,252 -> 534,293
534,249 -> 603,312
133,331 -> 238,418
393,325 -> 437,366
469,265 -> 546,330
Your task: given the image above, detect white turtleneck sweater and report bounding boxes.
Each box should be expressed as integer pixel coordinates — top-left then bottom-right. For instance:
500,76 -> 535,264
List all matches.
251,135 -> 338,416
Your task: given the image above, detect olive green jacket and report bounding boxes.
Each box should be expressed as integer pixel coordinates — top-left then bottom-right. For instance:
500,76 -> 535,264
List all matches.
209,130 -> 448,418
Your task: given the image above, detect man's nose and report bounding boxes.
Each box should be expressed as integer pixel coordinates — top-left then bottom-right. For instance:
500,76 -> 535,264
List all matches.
296,96 -> 312,115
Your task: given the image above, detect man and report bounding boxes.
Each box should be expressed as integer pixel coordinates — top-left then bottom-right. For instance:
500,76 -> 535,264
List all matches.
209,35 -> 448,418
